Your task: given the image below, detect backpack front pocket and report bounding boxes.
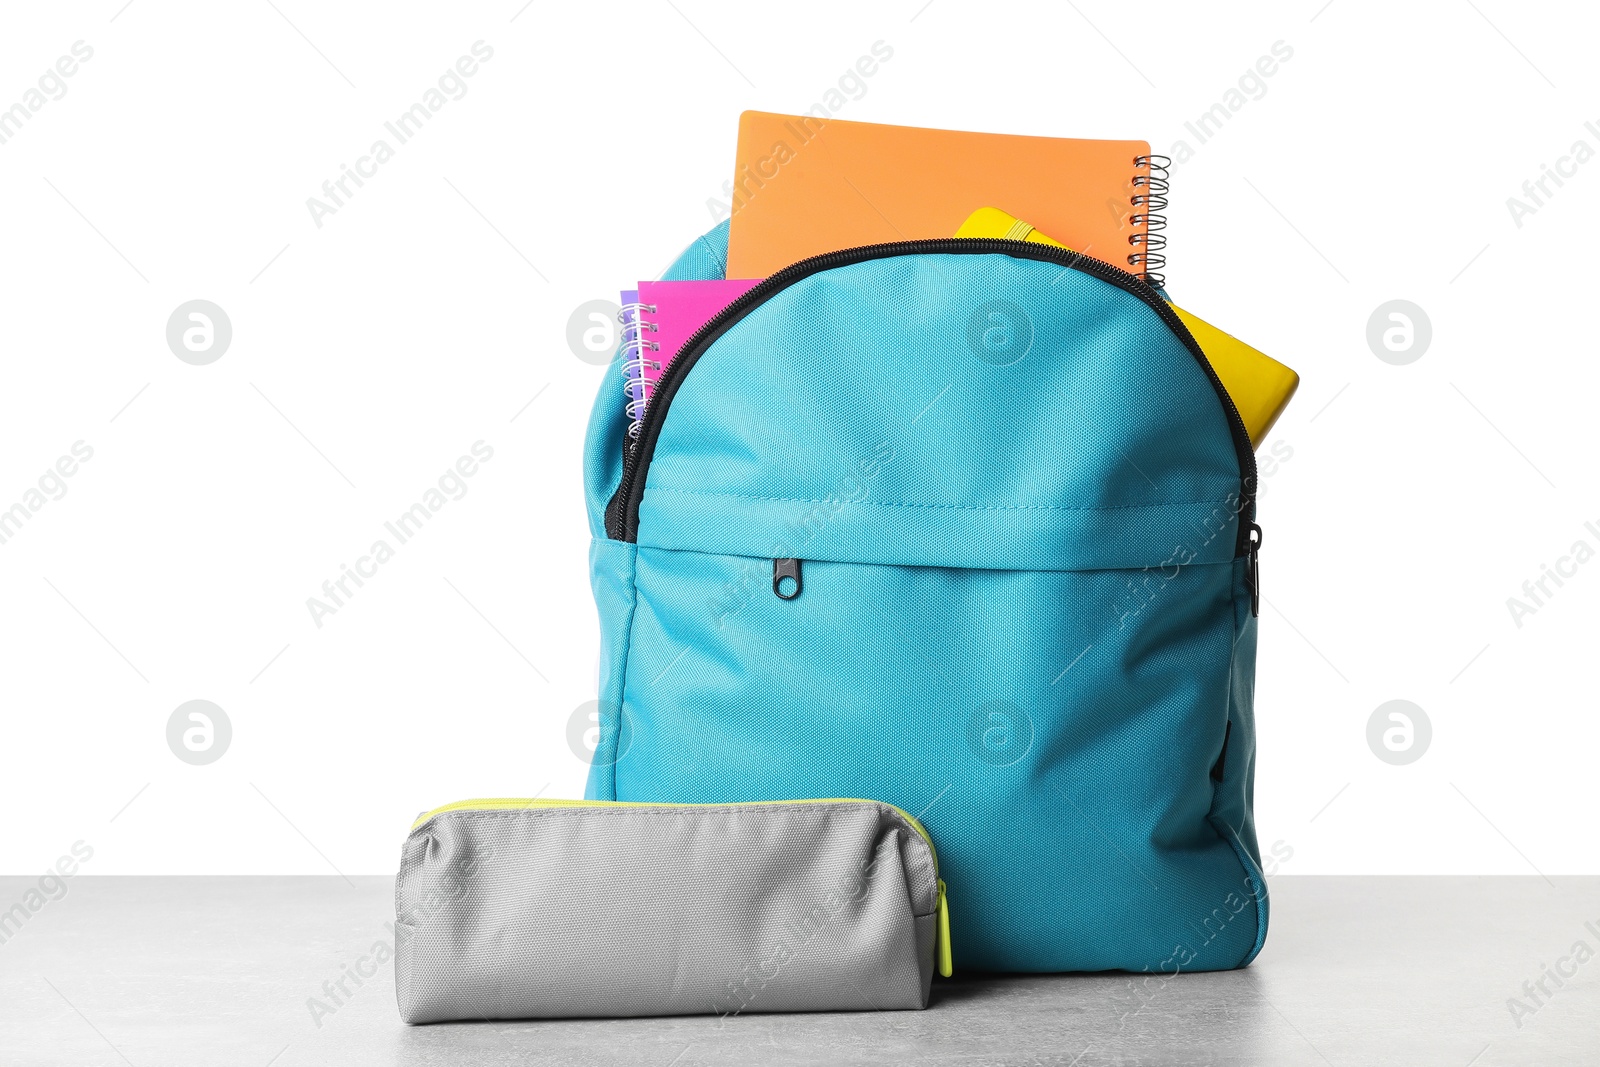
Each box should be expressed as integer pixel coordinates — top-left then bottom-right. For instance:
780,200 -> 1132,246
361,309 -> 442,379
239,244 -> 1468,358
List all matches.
614,545 -> 1260,973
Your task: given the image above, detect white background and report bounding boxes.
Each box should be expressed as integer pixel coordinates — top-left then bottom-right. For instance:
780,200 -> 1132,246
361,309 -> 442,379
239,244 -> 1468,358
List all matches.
1,0 -> 1594,876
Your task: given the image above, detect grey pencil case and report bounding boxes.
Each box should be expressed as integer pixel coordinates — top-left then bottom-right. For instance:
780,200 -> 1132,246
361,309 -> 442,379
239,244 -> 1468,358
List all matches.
394,797 -> 952,1024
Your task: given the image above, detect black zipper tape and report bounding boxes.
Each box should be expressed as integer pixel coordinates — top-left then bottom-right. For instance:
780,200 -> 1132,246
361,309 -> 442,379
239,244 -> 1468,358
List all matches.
605,239 -> 1257,550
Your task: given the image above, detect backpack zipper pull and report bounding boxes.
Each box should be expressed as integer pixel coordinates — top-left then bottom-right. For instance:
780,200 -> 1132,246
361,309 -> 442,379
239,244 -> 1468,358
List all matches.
1246,523 -> 1262,617
773,558 -> 802,600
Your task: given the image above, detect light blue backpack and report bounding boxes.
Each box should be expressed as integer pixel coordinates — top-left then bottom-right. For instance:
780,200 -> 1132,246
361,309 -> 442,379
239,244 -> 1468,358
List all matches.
583,221 -> 1267,973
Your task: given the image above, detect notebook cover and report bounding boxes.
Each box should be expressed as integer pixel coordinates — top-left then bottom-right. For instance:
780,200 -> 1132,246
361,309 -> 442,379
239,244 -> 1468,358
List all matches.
636,278 -> 762,390
726,111 -> 1152,279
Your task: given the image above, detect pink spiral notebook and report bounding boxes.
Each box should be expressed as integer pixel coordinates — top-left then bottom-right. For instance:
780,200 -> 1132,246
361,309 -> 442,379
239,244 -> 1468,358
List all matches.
620,278 -> 760,437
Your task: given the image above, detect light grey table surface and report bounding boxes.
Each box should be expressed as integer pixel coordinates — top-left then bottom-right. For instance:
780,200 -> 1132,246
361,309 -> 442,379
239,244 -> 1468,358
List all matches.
0,876 -> 1595,1066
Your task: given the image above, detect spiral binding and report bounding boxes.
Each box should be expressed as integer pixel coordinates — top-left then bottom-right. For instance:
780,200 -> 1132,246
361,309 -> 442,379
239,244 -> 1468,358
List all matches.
618,303 -> 660,438
1129,155 -> 1170,288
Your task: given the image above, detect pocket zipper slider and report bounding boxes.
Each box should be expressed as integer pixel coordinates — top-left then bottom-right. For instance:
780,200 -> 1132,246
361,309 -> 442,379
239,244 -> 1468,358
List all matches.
1246,523 -> 1262,617
773,558 -> 802,600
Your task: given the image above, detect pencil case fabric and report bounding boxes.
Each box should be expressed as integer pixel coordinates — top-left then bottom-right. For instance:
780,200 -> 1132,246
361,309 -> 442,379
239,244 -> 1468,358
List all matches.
394,798 -> 949,1024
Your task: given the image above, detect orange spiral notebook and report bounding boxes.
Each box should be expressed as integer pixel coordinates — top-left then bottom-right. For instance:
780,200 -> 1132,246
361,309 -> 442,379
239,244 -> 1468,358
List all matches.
726,111 -> 1158,281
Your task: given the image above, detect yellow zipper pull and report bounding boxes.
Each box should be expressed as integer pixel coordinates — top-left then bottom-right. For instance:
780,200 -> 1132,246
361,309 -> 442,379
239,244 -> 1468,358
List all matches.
937,879 -> 953,977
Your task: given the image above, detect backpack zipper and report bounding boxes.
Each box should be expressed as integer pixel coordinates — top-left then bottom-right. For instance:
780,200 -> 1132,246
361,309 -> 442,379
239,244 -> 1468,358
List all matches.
604,239 -> 1258,557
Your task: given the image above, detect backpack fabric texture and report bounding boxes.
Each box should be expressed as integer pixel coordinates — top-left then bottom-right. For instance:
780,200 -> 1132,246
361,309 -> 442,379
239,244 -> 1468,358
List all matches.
582,220 -> 1267,973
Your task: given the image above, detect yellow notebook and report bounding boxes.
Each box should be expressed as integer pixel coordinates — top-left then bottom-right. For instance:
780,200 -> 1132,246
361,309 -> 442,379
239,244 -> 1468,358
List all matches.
956,207 -> 1298,447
